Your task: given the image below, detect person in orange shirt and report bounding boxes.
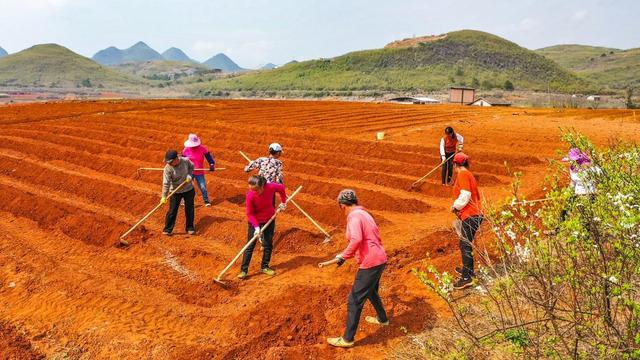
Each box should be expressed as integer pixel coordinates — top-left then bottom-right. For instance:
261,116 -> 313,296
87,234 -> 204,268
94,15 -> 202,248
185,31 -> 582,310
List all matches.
450,152 -> 483,289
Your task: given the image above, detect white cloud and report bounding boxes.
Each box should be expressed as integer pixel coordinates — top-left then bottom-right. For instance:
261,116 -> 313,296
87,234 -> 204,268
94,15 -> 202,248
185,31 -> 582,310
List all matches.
572,9 -> 588,21
518,18 -> 536,31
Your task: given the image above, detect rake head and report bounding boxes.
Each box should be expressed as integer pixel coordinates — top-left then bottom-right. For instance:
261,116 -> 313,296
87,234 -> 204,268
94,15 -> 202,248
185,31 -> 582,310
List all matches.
212,277 -> 229,288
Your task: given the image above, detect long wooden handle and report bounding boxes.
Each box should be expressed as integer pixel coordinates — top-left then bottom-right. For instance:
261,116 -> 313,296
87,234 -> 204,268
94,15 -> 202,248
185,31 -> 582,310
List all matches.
119,180 -> 189,240
138,168 -> 226,171
411,152 -> 456,187
215,185 -> 303,281
239,151 -> 252,163
290,199 -> 330,237
318,258 -> 340,268
240,150 -> 329,238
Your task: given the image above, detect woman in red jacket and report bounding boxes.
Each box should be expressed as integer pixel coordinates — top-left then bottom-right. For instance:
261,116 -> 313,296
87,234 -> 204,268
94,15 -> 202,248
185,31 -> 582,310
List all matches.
238,175 -> 287,279
327,189 -> 389,348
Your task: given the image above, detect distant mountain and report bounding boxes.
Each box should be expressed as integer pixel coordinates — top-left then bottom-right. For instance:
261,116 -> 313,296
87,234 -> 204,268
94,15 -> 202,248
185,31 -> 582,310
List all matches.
536,44 -> 640,89
200,30 -> 590,94
0,44 -> 142,88
202,53 -> 244,72
93,41 -> 163,65
261,63 -> 277,70
161,47 -> 195,63
113,60 -> 213,81
0,47 -> 7,58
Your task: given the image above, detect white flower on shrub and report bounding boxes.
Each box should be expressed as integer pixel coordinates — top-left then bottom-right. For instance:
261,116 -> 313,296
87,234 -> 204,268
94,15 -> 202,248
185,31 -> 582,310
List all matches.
514,242 -> 531,262
505,230 -> 517,241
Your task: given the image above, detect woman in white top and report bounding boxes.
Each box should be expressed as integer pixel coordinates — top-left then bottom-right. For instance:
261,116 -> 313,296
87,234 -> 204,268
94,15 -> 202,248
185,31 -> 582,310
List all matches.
440,127 -> 464,185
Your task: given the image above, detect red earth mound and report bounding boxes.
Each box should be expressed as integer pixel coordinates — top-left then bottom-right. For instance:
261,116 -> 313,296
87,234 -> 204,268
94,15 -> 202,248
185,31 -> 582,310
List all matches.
0,100 -> 638,359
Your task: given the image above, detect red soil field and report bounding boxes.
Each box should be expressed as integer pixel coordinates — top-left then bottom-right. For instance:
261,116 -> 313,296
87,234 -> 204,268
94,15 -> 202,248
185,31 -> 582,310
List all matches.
0,100 -> 638,359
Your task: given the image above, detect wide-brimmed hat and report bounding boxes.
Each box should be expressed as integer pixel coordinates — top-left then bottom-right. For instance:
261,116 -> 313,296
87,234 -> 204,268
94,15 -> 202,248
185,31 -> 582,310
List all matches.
184,134 -> 201,148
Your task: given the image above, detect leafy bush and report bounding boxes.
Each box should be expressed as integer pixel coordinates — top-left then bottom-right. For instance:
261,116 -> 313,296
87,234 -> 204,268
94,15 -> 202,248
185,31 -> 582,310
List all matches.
414,132 -> 640,359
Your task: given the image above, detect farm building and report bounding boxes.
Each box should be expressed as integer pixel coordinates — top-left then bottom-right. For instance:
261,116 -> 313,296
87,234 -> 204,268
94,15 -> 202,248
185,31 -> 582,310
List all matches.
469,97 -> 511,107
449,87 -> 475,104
389,96 -> 440,104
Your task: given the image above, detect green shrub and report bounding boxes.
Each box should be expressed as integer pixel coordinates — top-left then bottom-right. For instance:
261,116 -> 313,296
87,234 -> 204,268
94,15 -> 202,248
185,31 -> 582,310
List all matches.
415,132 -> 640,359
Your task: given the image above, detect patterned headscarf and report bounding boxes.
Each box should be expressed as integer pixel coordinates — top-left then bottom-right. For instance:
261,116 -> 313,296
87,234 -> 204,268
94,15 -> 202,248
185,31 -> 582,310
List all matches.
337,189 -> 358,205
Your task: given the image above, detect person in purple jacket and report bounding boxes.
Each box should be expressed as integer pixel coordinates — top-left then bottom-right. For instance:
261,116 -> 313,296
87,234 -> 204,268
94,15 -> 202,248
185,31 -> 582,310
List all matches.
327,189 -> 389,348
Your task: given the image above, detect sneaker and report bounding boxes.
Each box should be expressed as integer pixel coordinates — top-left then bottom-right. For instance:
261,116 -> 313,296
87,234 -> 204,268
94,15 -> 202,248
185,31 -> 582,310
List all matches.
453,277 -> 473,290
327,337 -> 354,348
262,268 -> 276,276
365,316 -> 389,326
187,229 -> 196,235
237,271 -> 248,280
454,267 -> 475,277
162,231 -> 172,236
204,201 -> 211,207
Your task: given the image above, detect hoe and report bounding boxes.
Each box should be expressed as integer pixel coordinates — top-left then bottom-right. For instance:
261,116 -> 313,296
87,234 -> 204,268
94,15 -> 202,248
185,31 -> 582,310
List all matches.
118,179 -> 190,245
239,150 -> 332,244
213,185 -> 303,287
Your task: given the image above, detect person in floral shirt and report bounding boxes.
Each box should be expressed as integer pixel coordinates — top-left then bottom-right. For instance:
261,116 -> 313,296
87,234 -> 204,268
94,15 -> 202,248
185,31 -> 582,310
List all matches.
244,143 -> 284,184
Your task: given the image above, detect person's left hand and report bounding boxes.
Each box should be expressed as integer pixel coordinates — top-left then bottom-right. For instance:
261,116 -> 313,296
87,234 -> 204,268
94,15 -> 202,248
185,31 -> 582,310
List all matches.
186,175 -> 193,182
209,165 -> 215,172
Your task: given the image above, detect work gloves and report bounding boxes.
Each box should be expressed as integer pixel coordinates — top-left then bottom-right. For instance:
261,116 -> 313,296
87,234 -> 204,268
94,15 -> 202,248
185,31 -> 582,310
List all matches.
254,227 -> 264,244
278,203 -> 287,212
185,175 -> 193,182
209,164 -> 215,172
441,155 -> 446,162
160,197 -> 167,204
335,255 -> 345,267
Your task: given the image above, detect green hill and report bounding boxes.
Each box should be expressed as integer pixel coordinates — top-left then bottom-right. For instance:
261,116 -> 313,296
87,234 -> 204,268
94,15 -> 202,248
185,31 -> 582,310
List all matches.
112,60 -> 218,82
0,44 -> 143,88
198,30 -> 591,94
537,45 -> 640,89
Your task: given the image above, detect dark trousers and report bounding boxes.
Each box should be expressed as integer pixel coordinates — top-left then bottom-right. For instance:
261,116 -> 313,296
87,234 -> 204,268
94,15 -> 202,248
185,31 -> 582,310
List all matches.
460,216 -> 483,279
343,263 -> 388,342
163,188 -> 195,233
441,152 -> 455,185
240,221 -> 276,272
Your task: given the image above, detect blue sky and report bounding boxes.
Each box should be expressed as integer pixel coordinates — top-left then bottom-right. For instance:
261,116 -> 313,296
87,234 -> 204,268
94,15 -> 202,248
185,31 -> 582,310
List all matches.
0,0 -> 638,68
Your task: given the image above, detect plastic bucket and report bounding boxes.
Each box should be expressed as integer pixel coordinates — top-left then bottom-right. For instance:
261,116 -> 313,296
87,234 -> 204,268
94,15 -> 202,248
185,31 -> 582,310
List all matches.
376,132 -> 385,140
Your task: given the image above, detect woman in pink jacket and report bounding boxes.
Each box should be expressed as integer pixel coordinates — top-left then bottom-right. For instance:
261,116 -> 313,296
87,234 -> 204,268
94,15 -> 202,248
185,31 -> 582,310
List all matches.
327,189 -> 389,348
238,175 -> 287,279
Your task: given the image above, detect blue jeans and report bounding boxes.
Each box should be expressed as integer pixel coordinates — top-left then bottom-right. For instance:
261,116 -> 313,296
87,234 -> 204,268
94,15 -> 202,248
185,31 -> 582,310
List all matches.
194,174 -> 209,203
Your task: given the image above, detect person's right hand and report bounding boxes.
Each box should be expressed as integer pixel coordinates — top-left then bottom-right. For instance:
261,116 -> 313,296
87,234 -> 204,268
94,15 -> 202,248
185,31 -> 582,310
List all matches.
335,255 -> 346,267
441,156 -> 446,162
185,175 -> 193,182
160,197 -> 167,204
